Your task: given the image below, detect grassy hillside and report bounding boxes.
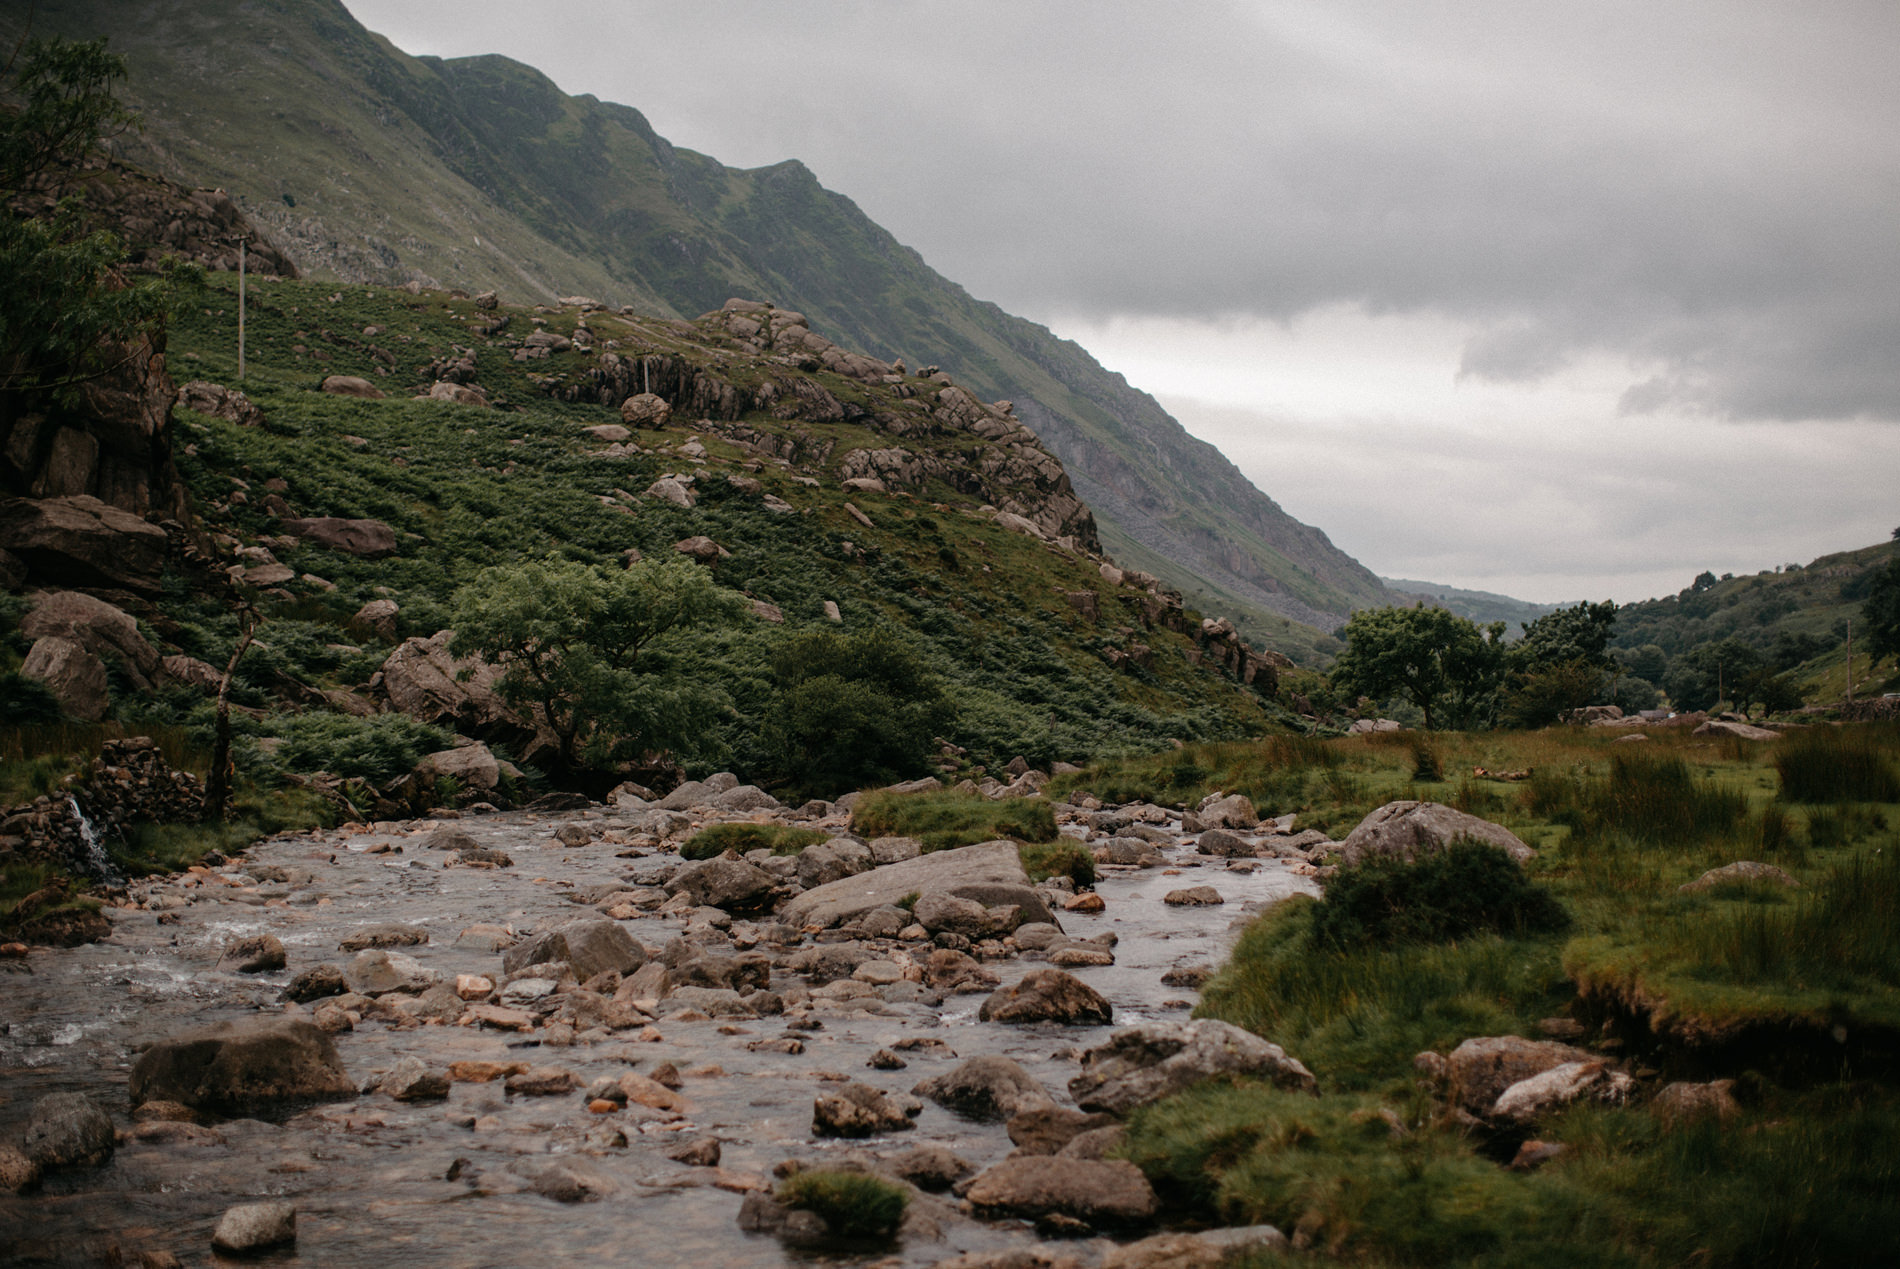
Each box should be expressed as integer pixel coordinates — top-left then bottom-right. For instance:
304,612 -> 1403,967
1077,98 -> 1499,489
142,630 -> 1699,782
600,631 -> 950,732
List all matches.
1383,576 -> 1561,637
4,0 -> 1401,660
128,272 -> 1287,786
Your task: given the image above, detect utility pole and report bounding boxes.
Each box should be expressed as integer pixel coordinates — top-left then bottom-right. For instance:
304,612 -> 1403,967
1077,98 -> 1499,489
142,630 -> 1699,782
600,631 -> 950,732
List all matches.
1846,617 -> 1854,702
237,233 -> 247,381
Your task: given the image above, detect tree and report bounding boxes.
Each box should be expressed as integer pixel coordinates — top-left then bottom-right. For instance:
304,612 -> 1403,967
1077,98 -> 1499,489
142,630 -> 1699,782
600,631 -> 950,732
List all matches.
1663,637 -> 1764,713
450,555 -> 744,774
1329,606 -> 1505,730
1,36 -> 166,422
763,628 -> 951,797
1499,600 -> 1619,726
1863,558 -> 1900,668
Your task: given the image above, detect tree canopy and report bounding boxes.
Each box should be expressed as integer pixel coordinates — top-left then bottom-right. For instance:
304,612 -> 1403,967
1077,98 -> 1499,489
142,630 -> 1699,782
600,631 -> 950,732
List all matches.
763,627 -> 951,797
1862,558 -> 1900,668
1329,605 -> 1505,730
450,555 -> 744,774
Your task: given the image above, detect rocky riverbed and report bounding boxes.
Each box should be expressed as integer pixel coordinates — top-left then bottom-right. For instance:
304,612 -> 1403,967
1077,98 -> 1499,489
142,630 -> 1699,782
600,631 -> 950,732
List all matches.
0,788 -> 1324,1267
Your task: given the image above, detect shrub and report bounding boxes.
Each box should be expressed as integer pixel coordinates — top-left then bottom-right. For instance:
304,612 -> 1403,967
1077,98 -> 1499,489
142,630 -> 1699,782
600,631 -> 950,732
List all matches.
680,823 -> 825,861
850,789 -> 1056,852
1018,838 -> 1095,887
762,628 -> 951,798
0,672 -> 64,724
1775,727 -> 1900,804
776,1169 -> 907,1241
271,712 -> 453,784
1310,841 -> 1571,949
1410,736 -> 1444,782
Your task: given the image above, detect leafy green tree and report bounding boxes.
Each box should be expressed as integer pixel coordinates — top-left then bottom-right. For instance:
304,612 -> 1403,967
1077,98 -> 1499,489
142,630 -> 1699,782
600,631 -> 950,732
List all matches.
450,555 -> 744,774
1499,600 -> 1619,727
1,36 -> 165,419
763,627 -> 951,797
1329,605 -> 1505,730
1862,558 -> 1900,668
1664,637 -> 1764,713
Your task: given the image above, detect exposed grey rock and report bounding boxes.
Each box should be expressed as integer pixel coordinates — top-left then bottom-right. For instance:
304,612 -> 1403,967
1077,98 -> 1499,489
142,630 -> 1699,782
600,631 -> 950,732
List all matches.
1070,1020 -> 1316,1114
1445,1036 -> 1596,1115
281,515 -> 396,557
217,934 -> 286,974
783,839 -> 1029,929
912,1056 -> 1056,1121
665,856 -> 778,912
885,1144 -> 972,1191
796,836 -> 873,889
978,969 -> 1112,1025
21,1093 -> 114,1169
1491,1060 -> 1632,1123
1337,801 -> 1534,865
811,1081 -> 919,1137
962,1156 -> 1156,1229
1163,886 -> 1223,906
211,1201 -> 297,1253
870,835 -> 923,864
283,963 -> 348,1003
1195,828 -> 1255,858
338,923 -> 430,951
345,948 -> 439,996
1005,1105 -> 1118,1155
1679,861 -> 1799,893
1197,793 -> 1258,829
0,494 -> 168,593
379,1056 -> 451,1102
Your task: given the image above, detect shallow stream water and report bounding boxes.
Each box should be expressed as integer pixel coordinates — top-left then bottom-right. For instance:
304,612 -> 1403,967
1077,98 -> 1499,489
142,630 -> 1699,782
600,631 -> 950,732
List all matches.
0,809 -> 1317,1267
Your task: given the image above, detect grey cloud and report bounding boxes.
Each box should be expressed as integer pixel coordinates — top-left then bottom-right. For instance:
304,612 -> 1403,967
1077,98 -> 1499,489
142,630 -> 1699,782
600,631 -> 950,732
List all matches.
346,0 -> 1899,421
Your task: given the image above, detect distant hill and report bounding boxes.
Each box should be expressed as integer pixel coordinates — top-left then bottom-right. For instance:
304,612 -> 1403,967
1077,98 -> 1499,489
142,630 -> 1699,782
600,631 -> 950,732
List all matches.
1380,578 -> 1560,638
7,0 -> 1404,662
1608,539 -> 1899,705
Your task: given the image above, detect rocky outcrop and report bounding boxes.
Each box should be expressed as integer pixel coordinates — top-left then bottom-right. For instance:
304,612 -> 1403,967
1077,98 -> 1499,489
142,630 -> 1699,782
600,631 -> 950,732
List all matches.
21,591 -> 163,690
0,496 -> 170,593
500,919 -> 646,981
20,636 -> 107,721
1336,801 -> 1534,866
378,630 -> 553,761
281,517 -> 397,557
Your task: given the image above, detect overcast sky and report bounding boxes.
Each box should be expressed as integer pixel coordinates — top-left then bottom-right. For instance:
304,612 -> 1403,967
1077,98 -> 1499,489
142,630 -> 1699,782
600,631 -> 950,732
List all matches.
344,0 -> 1899,603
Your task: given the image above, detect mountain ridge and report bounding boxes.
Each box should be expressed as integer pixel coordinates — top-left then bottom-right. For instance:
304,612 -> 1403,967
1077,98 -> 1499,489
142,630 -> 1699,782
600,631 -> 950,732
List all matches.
6,0 -> 1402,662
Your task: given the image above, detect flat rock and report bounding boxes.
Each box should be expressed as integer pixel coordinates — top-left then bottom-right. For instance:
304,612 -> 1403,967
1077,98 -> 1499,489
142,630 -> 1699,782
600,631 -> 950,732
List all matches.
783,840 -> 1029,929
1005,1105 -> 1118,1155
963,1156 -> 1156,1229
338,923 -> 429,951
345,948 -> 439,996
1491,1060 -> 1632,1124
0,494 -> 169,593
130,1019 -> 353,1118
1678,861 -> 1799,893
1070,1020 -> 1315,1114
665,856 -> 778,912
1163,886 -> 1223,906
281,516 -> 397,557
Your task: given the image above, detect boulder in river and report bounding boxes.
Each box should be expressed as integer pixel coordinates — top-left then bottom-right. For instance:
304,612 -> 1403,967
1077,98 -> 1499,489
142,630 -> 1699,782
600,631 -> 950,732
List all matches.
977,969 -> 1112,1025
211,1201 -> 296,1253
217,934 -> 285,974
129,1018 -> 354,1118
345,948 -> 439,996
811,1081 -> 920,1137
796,836 -> 873,889
782,839 -> 1029,929
912,1056 -> 1056,1121
501,918 -> 646,981
1069,1020 -> 1316,1115
21,1092 -> 114,1169
962,1156 -> 1156,1230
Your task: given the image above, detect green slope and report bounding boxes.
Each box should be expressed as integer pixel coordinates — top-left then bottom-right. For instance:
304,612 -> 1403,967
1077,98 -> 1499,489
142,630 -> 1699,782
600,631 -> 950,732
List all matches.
9,0 -> 1399,661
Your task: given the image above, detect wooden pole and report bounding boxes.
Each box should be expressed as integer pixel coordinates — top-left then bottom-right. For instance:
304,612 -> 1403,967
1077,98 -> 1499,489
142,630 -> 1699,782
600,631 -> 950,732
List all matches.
237,235 -> 247,381
1846,618 -> 1854,702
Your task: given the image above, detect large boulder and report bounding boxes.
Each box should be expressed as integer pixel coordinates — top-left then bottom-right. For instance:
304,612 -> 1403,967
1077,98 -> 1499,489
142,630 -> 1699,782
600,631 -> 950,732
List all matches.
176,380 -> 265,427
344,948 -> 439,996
1069,1020 -> 1315,1115
962,1156 -> 1156,1230
21,1093 -> 115,1169
1336,801 -> 1534,866
912,1056 -> 1056,1121
1491,1060 -> 1632,1124
379,631 -> 549,757
1198,793 -> 1258,830
978,969 -> 1112,1025
1443,1036 -> 1595,1115
416,742 -> 505,793
319,375 -> 383,399
21,636 -> 108,720
281,516 -> 397,557
211,1201 -> 297,1253
501,918 -> 646,980
22,591 -> 163,689
128,1019 -> 354,1118
0,495 -> 168,593
811,1081 -> 919,1138
782,840 -> 1030,929
796,836 -> 873,889
665,856 -> 778,913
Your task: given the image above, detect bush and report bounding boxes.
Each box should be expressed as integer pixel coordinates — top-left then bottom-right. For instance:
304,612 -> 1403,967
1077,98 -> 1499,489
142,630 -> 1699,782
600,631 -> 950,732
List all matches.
1776,727 -> 1900,804
1018,838 -> 1095,887
680,823 -> 825,860
776,1169 -> 907,1241
850,789 -> 1056,852
0,672 -> 64,724
271,712 -> 453,784
763,629 -> 951,798
1310,841 -> 1571,949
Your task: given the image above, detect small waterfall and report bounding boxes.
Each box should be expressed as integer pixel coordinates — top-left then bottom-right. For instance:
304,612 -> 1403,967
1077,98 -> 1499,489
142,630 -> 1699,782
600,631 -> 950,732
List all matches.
66,795 -> 123,885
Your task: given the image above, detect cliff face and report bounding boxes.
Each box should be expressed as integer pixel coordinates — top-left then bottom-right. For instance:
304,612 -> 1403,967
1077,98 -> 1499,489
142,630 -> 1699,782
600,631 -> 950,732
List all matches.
7,1 -> 1403,655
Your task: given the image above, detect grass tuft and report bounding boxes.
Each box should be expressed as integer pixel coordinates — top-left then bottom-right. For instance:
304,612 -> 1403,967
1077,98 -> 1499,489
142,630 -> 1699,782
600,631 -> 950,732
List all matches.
1776,726 -> 1900,804
850,789 -> 1055,851
776,1169 -> 908,1241
680,823 -> 826,860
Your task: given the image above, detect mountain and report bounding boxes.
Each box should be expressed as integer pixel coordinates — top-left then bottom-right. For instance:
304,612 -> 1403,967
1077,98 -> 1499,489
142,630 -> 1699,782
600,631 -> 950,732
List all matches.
6,0 -> 1400,662
1379,577 -> 1561,637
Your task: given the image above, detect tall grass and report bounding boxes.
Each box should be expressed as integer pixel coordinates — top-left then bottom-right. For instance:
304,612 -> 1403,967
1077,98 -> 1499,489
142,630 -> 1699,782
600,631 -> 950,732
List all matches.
1681,847 -> 1900,990
680,823 -> 825,860
1581,754 -> 1749,846
849,789 -> 1055,851
1775,727 -> 1900,804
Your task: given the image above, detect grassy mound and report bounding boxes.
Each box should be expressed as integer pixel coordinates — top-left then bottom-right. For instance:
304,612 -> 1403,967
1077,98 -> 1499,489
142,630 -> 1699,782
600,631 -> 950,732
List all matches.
776,1169 -> 908,1241
679,823 -> 826,860
1310,841 -> 1570,949
849,789 -> 1056,851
